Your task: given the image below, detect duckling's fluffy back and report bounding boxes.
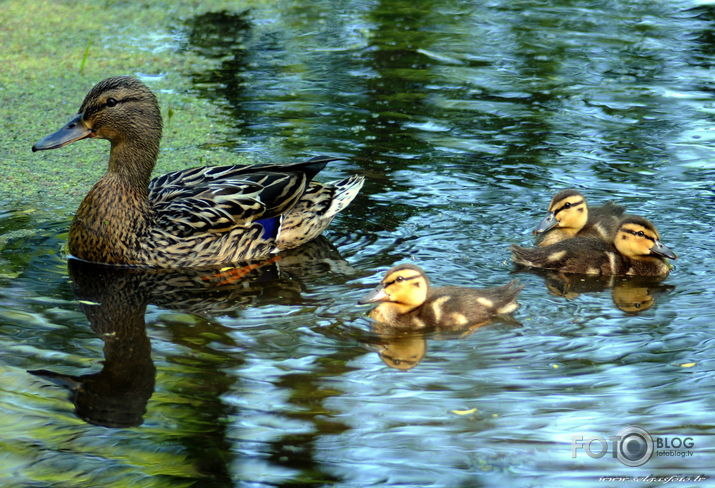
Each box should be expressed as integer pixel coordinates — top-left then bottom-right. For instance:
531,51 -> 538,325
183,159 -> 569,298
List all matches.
419,279 -> 524,329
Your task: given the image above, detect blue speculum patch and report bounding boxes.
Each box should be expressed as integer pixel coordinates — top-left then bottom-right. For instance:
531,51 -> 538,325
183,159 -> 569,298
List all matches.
255,216 -> 280,240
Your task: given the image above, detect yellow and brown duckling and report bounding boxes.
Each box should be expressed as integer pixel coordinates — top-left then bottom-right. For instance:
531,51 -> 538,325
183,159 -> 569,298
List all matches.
32,76 -> 363,267
512,215 -> 677,276
534,189 -> 625,247
359,264 -> 523,329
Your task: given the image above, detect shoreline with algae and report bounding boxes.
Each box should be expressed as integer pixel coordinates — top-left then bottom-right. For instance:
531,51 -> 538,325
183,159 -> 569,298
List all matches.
0,0 -> 259,218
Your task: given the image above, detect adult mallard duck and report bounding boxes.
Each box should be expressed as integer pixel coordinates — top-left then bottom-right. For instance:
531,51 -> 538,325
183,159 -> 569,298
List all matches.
512,215 -> 677,276
32,76 -> 364,267
359,264 -> 523,329
534,189 -> 625,247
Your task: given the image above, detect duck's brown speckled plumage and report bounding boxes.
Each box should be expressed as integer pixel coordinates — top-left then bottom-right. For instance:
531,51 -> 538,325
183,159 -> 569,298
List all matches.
513,215 -> 677,276
534,189 -> 625,247
33,76 -> 363,267
359,264 -> 523,329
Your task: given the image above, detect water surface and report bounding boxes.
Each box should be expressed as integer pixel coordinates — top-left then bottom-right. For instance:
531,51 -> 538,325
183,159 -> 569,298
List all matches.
2,0 -> 714,487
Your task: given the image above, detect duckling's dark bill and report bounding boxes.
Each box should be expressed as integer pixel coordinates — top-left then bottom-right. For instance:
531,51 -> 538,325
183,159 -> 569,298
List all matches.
534,212 -> 557,234
32,114 -> 92,152
651,240 -> 677,260
358,287 -> 389,304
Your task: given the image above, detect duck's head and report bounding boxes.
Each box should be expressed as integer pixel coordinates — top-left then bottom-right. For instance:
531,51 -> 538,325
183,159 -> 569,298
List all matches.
32,76 -> 162,152
614,216 -> 677,261
534,189 -> 588,235
359,264 -> 429,311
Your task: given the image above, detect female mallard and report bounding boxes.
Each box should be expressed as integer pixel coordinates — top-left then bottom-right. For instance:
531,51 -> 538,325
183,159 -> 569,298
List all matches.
512,215 -> 677,276
534,189 -> 625,247
32,76 -> 363,267
359,264 -> 523,329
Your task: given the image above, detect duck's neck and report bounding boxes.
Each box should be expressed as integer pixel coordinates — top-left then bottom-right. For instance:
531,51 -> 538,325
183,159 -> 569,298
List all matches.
68,138 -> 159,264
106,137 -> 159,192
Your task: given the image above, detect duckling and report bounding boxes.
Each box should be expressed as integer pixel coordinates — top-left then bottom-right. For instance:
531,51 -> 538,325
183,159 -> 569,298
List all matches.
534,189 -> 625,247
512,215 -> 677,276
359,264 -> 523,329
32,76 -> 363,267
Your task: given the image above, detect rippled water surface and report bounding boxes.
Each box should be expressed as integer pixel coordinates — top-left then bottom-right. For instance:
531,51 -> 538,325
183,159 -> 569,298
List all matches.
2,1 -> 715,487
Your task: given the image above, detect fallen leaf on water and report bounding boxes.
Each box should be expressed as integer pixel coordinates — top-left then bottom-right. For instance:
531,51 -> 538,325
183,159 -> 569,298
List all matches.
451,408 -> 477,415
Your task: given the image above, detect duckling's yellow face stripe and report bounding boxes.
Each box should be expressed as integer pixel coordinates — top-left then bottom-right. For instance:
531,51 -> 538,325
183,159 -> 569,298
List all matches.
550,196 -> 587,230
550,196 -> 585,215
382,272 -> 422,288
621,224 -> 659,241
616,224 -> 660,258
380,270 -> 428,307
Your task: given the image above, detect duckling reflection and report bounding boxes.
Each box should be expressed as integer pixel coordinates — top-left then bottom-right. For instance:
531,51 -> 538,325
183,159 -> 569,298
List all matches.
363,315 -> 521,370
371,328 -> 427,371
29,236 -> 347,427
611,278 -> 674,313
519,268 -> 674,313
533,190 -> 626,247
359,264 -> 523,330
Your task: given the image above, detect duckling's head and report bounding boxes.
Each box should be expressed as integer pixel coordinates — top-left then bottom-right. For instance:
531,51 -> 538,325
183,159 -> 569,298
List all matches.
33,76 -> 162,154
359,264 -> 430,312
534,190 -> 588,235
614,216 -> 677,261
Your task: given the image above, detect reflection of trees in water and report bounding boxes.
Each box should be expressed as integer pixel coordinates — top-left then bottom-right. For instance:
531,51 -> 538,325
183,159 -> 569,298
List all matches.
180,1 -> 705,193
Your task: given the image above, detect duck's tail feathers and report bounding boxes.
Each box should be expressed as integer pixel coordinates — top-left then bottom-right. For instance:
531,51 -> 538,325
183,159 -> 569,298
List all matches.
494,279 -> 524,314
273,175 -> 364,252
510,244 -> 537,268
325,175 -> 365,217
299,156 -> 344,180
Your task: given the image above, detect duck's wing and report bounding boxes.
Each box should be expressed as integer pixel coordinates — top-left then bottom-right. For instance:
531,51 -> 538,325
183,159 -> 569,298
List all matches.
511,238 -> 622,274
149,156 -> 336,191
148,158 -> 338,237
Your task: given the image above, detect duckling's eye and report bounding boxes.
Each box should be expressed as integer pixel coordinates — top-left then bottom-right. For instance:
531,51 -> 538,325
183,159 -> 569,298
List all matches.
637,231 -> 645,237
563,202 -> 572,209
106,98 -> 118,108
395,276 -> 405,282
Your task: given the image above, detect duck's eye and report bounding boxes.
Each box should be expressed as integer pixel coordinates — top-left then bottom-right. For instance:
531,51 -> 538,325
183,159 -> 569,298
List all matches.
395,276 -> 405,282
106,98 -> 118,108
563,202 -> 572,209
637,231 -> 645,237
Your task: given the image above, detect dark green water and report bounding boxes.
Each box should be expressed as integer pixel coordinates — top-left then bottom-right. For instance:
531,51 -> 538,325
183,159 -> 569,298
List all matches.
2,1 -> 715,487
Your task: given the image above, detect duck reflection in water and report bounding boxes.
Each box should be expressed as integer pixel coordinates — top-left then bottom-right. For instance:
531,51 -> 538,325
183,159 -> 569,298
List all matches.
358,264 -> 522,370
521,268 -> 675,314
29,236 -> 349,427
